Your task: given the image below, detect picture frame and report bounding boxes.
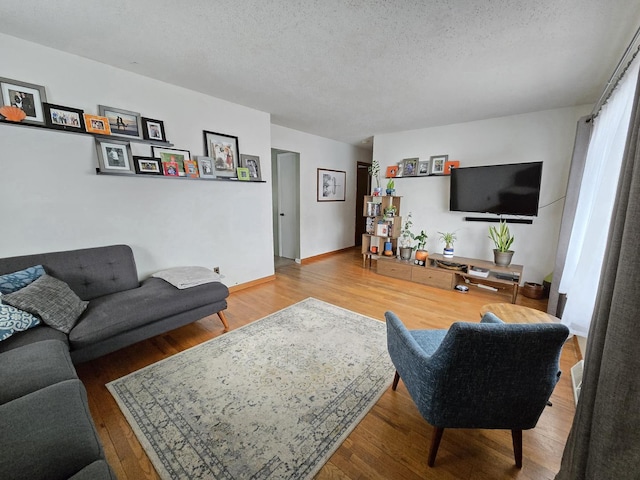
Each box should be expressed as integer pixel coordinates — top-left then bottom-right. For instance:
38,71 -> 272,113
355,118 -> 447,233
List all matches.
196,156 -> 216,179
444,160 -> 460,175
237,167 -> 250,181
84,114 -> 111,135
163,161 -> 180,177
95,139 -> 134,174
203,130 -> 239,178
43,103 -> 85,132
385,165 -> 398,178
402,157 -> 419,177
429,155 -> 449,175
151,146 -> 191,177
417,159 -> 430,176
0,77 -> 47,124
141,117 -> 167,142
240,154 -> 262,181
183,160 -> 199,178
396,161 -> 404,177
98,105 -> 142,139
133,156 -> 163,175
317,168 -> 346,202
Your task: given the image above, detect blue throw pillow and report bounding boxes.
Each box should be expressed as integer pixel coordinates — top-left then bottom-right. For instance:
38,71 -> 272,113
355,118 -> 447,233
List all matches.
0,265 -> 45,294
0,303 -> 41,341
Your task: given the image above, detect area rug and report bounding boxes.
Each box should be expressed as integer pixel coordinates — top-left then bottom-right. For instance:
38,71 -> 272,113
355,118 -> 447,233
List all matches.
107,297 -> 394,479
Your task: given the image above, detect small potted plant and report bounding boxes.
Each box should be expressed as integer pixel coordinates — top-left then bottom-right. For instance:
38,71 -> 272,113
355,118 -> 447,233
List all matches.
412,229 -> 429,263
386,178 -> 395,196
384,205 -> 397,217
488,220 -> 514,266
438,231 -> 457,258
399,212 -> 414,260
369,160 -> 382,196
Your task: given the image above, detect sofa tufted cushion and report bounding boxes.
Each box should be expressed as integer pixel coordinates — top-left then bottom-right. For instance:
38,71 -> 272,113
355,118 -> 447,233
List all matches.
0,303 -> 41,342
1,274 -> 88,334
0,265 -> 45,294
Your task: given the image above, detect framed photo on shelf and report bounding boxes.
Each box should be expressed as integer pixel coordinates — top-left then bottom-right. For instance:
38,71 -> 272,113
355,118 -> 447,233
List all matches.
152,146 -> 191,176
95,139 -> 134,174
163,161 -> 180,177
0,77 -> 47,125
396,161 -> 404,177
444,160 -> 460,175
417,159 -> 430,176
98,105 -> 143,139
385,165 -> 398,178
133,156 -> 163,175
402,157 -> 419,177
317,168 -> 346,202
141,117 -> 167,142
240,154 -> 262,181
84,114 -> 111,135
429,154 -> 448,175
196,156 -> 216,179
237,167 -> 250,181
203,130 -> 239,178
43,103 -> 85,132
183,160 -> 199,178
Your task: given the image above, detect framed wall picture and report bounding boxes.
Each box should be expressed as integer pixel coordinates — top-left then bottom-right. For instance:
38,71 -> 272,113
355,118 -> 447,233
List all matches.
43,103 -> 86,132
240,154 -> 261,181
402,157 -> 419,177
141,117 -> 167,142
183,160 -> 199,178
237,167 -> 250,181
196,156 -> 216,179
163,161 -> 180,177
444,160 -> 460,175
151,146 -> 191,177
0,77 -> 47,124
417,159 -> 430,176
95,139 -> 134,174
429,154 -> 449,175
385,165 -> 398,178
84,114 -> 111,135
317,168 -> 346,202
98,105 -> 142,138
133,156 -> 163,175
203,130 -> 239,178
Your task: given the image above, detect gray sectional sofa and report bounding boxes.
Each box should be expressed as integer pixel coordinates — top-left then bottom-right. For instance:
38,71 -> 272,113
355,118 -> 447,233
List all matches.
0,244 -> 230,479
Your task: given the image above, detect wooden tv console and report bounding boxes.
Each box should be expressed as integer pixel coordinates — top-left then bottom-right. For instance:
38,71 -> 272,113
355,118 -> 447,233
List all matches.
375,253 -> 523,303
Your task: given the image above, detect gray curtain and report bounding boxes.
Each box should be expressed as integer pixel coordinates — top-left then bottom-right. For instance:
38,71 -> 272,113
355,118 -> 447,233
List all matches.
555,68 -> 640,479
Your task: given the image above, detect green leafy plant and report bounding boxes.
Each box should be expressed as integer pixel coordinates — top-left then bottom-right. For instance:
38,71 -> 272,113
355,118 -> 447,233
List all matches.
412,230 -> 428,251
400,212 -> 414,248
386,178 -> 395,190
488,221 -> 514,252
368,159 -> 381,188
384,205 -> 397,217
438,231 -> 457,247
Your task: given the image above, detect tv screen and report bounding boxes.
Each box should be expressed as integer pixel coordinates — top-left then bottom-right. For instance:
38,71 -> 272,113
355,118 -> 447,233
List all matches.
450,162 -> 543,216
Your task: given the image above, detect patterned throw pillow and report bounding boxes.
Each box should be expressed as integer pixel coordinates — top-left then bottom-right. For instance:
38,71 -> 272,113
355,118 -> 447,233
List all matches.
0,265 -> 45,294
1,274 -> 88,334
0,303 -> 41,341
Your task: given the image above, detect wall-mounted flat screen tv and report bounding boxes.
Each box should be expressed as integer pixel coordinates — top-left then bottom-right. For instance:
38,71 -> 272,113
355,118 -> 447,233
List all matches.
449,162 -> 543,216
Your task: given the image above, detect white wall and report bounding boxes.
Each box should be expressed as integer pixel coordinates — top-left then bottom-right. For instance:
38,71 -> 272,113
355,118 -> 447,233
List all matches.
373,105 -> 592,283
271,125 -> 371,259
0,34 -> 273,286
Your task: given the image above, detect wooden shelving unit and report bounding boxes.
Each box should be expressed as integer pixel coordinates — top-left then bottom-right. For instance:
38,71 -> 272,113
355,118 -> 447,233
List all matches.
361,195 -> 402,267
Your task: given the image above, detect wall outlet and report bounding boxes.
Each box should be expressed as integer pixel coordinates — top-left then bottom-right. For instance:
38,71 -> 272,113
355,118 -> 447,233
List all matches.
213,267 -> 220,274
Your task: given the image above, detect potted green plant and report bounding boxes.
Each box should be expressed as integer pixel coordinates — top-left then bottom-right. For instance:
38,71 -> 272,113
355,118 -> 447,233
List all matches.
384,205 -> 397,217
412,229 -> 429,263
488,220 -> 515,266
386,178 -> 395,196
399,212 -> 414,260
438,231 -> 457,258
368,160 -> 381,196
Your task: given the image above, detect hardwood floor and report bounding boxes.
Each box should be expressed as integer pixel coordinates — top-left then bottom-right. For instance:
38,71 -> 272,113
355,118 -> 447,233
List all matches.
76,248 -> 578,479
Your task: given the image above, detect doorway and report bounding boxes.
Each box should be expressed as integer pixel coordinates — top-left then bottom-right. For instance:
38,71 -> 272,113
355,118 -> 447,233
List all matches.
271,149 -> 301,264
355,161 -> 371,246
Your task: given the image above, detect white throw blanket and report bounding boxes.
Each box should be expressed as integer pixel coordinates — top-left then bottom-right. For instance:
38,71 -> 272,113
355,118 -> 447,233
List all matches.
151,266 -> 222,289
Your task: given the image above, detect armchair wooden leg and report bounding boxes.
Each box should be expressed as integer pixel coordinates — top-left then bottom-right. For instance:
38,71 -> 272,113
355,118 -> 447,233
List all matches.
428,427 -> 444,467
392,371 -> 400,390
511,429 -> 523,468
217,310 -> 230,331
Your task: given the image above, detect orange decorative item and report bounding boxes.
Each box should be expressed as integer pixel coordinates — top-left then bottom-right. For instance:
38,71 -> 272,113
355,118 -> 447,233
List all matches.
0,105 -> 27,122
415,250 -> 429,262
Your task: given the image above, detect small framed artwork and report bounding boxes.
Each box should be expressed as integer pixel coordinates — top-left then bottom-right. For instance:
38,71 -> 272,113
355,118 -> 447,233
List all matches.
386,165 -> 398,178
84,114 -> 111,135
196,156 -> 216,179
237,167 -> 250,181
43,103 -> 85,132
184,160 -> 199,178
163,161 -> 180,177
317,168 -> 346,202
141,117 -> 167,142
95,139 -> 134,174
396,161 -> 404,177
0,77 -> 47,125
444,160 -> 460,175
203,130 -> 239,178
240,154 -> 262,181
417,159 -> 430,176
402,157 -> 419,177
429,155 -> 449,175
133,156 -> 163,175
98,105 -> 142,139
152,146 -> 191,176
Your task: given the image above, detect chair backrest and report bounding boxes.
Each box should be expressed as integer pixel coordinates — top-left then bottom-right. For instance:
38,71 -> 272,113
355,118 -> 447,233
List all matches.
387,312 -> 569,430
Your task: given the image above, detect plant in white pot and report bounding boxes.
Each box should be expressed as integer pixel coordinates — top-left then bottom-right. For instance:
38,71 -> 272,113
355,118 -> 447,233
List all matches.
369,159 -> 381,195
399,212 -> 414,260
488,220 -> 515,266
438,231 -> 457,258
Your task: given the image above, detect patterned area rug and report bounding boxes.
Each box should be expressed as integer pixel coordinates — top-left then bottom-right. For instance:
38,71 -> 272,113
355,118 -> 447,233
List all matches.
107,298 -> 394,479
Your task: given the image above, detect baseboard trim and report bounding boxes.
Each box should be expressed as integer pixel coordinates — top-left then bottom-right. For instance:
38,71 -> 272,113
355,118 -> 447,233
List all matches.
300,246 -> 354,265
228,275 -> 276,293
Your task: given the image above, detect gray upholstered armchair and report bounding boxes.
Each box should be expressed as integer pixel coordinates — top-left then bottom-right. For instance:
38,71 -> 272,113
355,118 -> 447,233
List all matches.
385,310 -> 569,468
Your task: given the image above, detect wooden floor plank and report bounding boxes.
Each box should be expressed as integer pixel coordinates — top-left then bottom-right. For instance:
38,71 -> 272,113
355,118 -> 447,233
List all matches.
76,248 -> 576,479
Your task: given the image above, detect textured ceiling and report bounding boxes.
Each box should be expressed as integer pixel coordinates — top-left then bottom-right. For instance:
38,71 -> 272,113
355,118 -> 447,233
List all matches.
1,1 -> 639,146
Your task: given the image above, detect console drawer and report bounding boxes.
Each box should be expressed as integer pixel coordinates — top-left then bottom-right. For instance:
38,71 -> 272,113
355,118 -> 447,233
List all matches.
376,259 -> 412,281
411,267 -> 455,289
